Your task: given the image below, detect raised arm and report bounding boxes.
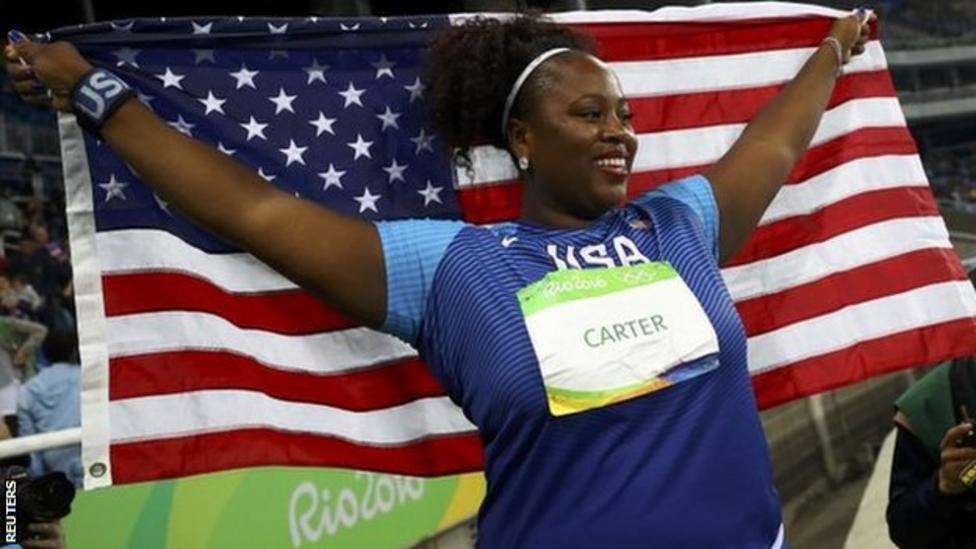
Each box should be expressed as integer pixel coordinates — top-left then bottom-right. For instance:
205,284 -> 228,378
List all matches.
5,37 -> 386,327
704,12 -> 873,264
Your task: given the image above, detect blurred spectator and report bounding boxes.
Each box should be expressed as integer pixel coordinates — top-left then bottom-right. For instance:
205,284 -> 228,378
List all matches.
886,273 -> 976,548
0,315 -> 47,470
17,329 -> 82,488
0,273 -> 43,319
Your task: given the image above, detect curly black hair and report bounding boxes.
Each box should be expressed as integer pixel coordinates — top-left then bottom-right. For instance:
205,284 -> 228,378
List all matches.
424,14 -> 595,169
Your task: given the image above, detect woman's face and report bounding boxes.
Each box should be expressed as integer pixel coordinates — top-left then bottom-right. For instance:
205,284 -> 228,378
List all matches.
511,53 -> 638,220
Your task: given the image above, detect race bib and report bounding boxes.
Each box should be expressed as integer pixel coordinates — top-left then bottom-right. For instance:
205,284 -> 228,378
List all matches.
518,262 -> 720,416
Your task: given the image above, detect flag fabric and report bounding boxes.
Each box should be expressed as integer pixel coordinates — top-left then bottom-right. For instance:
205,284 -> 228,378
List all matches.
54,3 -> 976,490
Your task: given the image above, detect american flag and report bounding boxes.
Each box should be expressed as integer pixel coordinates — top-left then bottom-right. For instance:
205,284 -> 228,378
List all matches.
54,4 -> 976,490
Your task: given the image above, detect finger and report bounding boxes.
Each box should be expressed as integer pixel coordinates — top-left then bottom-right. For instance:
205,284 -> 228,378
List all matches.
11,78 -> 39,95
3,43 -> 19,62
23,93 -> 53,108
51,94 -> 71,112
7,30 -> 41,64
942,446 -> 976,461
27,521 -> 58,535
21,538 -> 60,549
11,79 -> 46,96
941,423 -> 974,449
7,62 -> 36,82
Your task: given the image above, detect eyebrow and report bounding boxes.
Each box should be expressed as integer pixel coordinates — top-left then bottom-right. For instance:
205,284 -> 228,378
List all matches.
571,94 -> 630,107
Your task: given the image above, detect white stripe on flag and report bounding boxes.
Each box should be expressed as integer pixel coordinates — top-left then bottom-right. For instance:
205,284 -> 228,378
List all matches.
760,155 -> 927,225
610,41 -> 885,98
107,312 -> 416,373
546,3 -> 850,23
110,391 -> 475,444
456,96 -> 906,187
722,216 -> 952,301
457,4 -> 850,27
99,230 -> 299,292
747,280 -> 976,372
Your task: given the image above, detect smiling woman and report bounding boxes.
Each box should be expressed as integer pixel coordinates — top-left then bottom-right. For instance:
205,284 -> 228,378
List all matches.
5,9 -> 871,549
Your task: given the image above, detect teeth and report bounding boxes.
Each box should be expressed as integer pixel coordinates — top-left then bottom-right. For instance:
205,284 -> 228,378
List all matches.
594,158 -> 627,169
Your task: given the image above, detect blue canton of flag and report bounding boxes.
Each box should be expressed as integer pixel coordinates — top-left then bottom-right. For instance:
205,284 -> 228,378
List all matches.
52,15 -> 458,253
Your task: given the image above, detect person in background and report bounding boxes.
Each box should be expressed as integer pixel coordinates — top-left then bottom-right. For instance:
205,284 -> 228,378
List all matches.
16,329 -> 82,487
886,272 -> 976,549
1,272 -> 43,319
21,519 -> 67,549
0,314 -> 46,470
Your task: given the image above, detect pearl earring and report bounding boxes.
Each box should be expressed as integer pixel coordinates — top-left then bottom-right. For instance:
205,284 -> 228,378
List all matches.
518,157 -> 530,171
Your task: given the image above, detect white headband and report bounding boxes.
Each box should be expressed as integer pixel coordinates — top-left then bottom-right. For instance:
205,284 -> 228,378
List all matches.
500,47 -> 572,136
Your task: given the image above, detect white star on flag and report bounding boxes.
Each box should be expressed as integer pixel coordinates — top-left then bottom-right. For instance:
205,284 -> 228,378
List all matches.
216,142 -> 236,156
192,21 -> 212,34
110,21 -> 134,32
168,115 -> 195,136
268,22 -> 289,34
112,47 -> 140,67
403,77 -> 425,103
318,164 -> 346,190
240,116 -> 269,141
230,65 -> 259,89
347,134 -> 373,160
280,140 -> 308,166
340,23 -> 361,31
198,91 -> 227,115
353,187 -> 381,213
269,88 -> 297,114
382,159 -> 407,183
98,174 -> 128,203
193,49 -> 216,64
308,112 -> 337,136
417,180 -> 443,206
257,167 -> 276,181
304,59 -> 328,84
338,82 -> 366,108
410,129 -> 434,154
371,55 -> 396,79
269,50 -> 289,60
156,68 -> 186,89
376,107 -> 401,131
153,193 -> 171,215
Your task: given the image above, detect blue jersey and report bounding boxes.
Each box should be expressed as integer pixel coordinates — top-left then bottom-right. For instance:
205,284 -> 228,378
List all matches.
376,175 -> 784,548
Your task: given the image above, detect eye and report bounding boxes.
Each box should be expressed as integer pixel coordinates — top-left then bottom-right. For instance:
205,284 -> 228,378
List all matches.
579,110 -> 603,121
619,110 -> 634,124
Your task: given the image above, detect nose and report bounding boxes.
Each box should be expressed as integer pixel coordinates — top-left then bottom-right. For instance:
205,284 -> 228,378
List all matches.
601,112 -> 636,149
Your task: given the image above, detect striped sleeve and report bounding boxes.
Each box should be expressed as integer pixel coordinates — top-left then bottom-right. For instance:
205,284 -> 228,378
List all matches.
635,174 -> 719,259
375,219 -> 466,344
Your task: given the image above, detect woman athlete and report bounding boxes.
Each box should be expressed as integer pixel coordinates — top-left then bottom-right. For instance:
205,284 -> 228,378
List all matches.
7,10 -> 872,547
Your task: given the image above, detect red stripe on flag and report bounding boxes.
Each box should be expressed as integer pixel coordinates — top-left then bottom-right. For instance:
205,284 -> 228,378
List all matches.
630,70 -> 895,133
103,272 -> 357,335
458,126 -> 918,224
110,429 -> 485,484
735,248 -> 970,337
752,317 -> 976,410
577,17 -> 878,62
110,351 -> 445,411
727,187 -> 939,267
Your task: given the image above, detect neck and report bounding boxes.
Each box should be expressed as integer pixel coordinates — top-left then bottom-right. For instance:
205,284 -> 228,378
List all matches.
519,180 -> 599,229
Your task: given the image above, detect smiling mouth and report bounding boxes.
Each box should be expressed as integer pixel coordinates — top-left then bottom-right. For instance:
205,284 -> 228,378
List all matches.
593,157 -> 629,176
